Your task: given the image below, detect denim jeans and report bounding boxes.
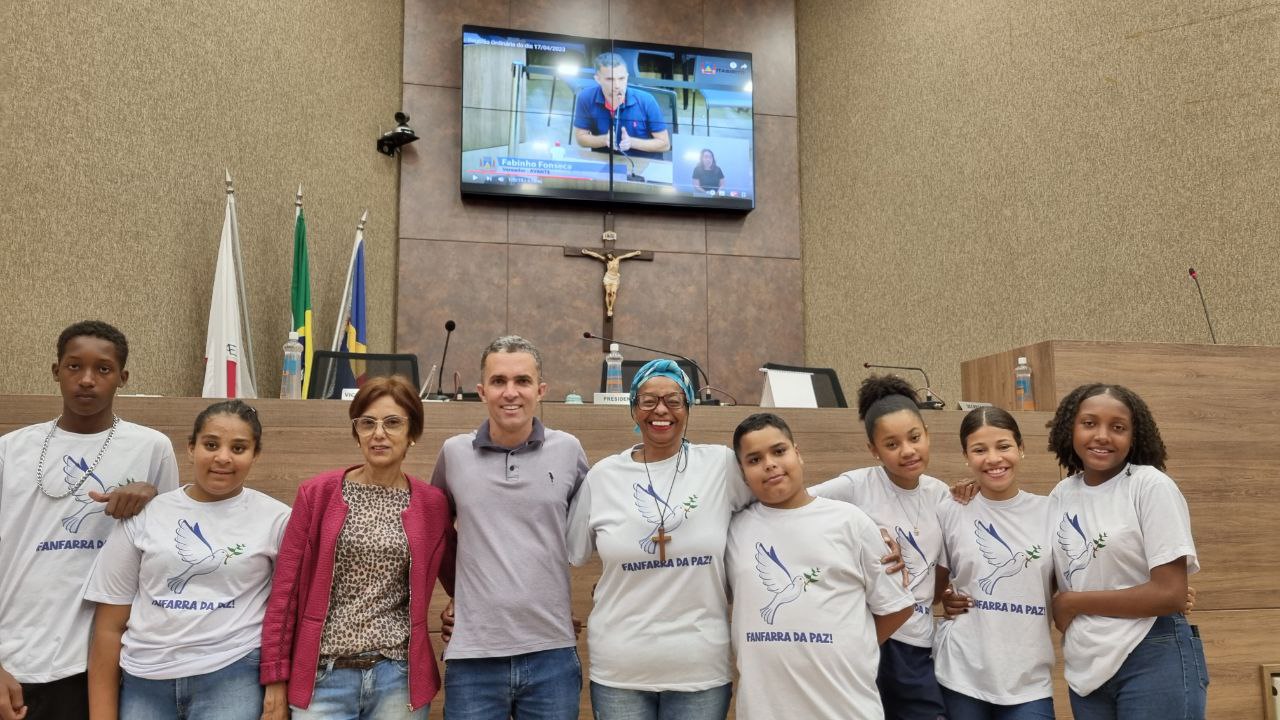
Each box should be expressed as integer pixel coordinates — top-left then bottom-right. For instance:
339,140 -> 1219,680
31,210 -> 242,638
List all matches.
589,681 -> 731,720
443,647 -> 581,720
1069,614 -> 1208,720
120,648 -> 263,720
940,686 -> 1054,720
291,656 -> 427,720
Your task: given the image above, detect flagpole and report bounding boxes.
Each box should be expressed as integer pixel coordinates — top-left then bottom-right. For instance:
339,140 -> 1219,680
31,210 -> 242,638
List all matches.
318,210 -> 366,399
225,170 -> 258,392
294,184 -> 304,322
329,210 -> 367,352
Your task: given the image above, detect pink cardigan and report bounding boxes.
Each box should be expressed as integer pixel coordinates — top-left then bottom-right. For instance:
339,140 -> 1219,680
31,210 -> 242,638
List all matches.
260,467 -> 455,710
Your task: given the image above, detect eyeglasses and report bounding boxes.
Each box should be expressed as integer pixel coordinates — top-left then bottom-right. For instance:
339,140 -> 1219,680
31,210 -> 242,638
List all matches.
635,393 -> 687,411
352,415 -> 409,436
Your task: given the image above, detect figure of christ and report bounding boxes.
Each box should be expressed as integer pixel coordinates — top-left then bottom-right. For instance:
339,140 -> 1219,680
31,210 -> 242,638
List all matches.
581,248 -> 644,317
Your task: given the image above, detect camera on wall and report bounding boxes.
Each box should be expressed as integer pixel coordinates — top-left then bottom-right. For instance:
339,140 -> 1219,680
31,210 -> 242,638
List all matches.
377,112 -> 419,156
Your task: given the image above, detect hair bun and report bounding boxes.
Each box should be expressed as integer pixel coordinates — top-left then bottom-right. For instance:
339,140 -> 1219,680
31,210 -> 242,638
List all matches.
856,374 -> 918,419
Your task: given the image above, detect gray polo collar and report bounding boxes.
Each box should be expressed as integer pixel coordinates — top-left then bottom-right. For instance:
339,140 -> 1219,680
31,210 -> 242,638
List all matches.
473,417 -> 546,452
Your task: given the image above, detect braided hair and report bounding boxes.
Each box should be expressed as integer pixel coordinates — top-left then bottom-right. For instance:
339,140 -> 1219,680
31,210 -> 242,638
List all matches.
1046,383 -> 1166,474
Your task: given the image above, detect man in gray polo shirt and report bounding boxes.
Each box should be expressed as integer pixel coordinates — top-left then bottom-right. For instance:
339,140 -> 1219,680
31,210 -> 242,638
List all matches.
432,335 -> 589,719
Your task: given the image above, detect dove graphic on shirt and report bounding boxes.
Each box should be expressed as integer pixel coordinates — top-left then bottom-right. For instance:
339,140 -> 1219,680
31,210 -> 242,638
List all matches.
754,542 -> 821,625
166,519 -> 245,594
1056,512 -> 1101,590
59,456 -> 121,533
633,482 -> 689,554
895,526 -> 935,593
974,520 -> 1028,595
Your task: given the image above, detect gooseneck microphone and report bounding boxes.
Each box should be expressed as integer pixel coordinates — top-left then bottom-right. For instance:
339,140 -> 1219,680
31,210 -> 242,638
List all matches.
1188,268 -> 1217,344
583,331 -> 720,405
863,362 -> 945,410
429,320 -> 457,401
611,114 -> 644,183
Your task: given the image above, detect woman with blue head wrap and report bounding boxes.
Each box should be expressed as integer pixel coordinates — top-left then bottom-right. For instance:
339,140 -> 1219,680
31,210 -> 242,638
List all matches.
566,358 -> 752,720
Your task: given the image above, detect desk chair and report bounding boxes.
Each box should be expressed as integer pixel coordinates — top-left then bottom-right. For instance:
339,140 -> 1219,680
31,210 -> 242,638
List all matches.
690,55 -> 752,134
306,351 -> 421,400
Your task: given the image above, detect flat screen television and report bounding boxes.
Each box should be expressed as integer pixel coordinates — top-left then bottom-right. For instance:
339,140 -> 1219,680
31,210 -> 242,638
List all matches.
460,25 -> 755,211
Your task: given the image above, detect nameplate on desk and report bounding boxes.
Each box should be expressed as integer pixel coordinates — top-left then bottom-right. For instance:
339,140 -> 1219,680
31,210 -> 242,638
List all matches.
593,392 -> 630,405
340,388 -> 358,401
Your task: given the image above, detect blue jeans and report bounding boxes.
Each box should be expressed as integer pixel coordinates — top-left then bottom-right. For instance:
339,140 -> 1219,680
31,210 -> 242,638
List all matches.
589,681 -> 731,720
291,656 -> 427,720
120,648 -> 262,720
1069,614 -> 1208,720
941,686 -> 1054,720
443,647 -> 581,720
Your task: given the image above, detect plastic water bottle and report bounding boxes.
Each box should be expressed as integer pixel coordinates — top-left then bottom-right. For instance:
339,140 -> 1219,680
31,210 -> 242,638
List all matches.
605,343 -> 625,394
1013,356 -> 1035,411
281,332 -> 304,399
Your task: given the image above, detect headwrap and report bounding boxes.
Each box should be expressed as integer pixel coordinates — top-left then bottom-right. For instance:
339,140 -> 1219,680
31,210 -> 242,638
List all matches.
629,358 -> 695,407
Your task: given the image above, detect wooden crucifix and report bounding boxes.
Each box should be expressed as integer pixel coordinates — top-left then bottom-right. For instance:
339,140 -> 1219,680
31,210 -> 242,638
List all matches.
564,213 -> 653,349
651,525 -> 671,562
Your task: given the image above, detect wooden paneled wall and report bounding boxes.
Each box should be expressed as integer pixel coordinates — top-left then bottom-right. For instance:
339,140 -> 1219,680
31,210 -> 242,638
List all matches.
3,394 -> 1272,718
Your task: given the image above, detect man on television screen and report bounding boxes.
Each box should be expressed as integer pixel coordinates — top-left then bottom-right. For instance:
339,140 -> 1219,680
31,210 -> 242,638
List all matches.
573,52 -> 670,160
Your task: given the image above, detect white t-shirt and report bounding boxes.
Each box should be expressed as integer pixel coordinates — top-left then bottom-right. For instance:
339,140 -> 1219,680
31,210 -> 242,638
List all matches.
809,466 -> 948,647
934,491 -> 1057,704
85,486 -> 290,679
566,443 -> 753,691
727,497 -> 914,720
0,419 -> 179,682
1050,464 -> 1199,695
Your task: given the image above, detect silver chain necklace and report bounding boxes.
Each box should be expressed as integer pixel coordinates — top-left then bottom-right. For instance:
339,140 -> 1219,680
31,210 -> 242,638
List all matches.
892,486 -> 923,535
35,415 -> 120,499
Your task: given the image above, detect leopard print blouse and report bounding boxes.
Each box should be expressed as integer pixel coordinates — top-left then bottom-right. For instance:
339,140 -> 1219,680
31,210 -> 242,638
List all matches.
318,478 -> 412,660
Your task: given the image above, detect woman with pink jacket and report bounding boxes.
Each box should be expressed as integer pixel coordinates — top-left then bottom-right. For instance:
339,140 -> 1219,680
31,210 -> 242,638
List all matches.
260,376 -> 455,720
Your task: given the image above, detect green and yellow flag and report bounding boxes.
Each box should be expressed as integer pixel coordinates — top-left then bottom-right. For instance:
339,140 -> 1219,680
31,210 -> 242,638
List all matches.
290,196 -> 314,397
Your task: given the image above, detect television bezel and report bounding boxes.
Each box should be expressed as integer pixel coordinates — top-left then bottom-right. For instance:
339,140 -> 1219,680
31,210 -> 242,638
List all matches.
458,24 -> 755,213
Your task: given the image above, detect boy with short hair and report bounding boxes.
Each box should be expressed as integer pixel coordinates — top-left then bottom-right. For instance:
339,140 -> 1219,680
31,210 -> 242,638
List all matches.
0,320 -> 179,720
727,412 -> 914,720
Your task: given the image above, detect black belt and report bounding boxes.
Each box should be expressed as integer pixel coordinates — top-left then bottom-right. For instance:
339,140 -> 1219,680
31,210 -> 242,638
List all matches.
327,652 -> 383,670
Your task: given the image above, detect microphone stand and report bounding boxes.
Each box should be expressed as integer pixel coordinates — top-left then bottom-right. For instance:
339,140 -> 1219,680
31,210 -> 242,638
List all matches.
428,321 -> 456,401
1188,268 -> 1217,344
862,362 -> 945,410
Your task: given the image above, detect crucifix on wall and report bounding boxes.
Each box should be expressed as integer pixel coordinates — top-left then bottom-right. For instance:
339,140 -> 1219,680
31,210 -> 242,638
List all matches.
564,213 -> 653,349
